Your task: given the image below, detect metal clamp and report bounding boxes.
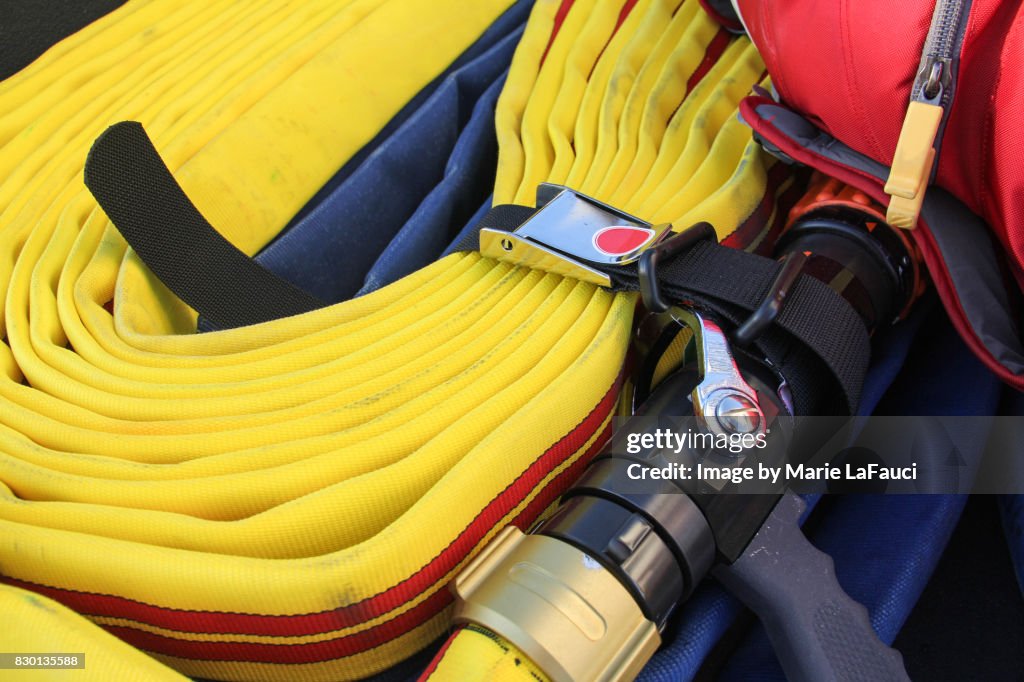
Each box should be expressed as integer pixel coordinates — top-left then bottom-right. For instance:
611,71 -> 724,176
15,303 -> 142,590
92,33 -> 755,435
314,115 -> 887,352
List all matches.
667,307 -> 766,437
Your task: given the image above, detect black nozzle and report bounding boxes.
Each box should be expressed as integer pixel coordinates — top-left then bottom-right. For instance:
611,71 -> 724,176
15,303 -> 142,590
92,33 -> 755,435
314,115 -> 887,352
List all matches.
775,207 -> 916,333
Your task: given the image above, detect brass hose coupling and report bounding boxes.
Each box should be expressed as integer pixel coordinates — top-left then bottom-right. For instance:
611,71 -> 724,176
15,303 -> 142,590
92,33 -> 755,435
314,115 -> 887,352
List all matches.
451,526 -> 660,682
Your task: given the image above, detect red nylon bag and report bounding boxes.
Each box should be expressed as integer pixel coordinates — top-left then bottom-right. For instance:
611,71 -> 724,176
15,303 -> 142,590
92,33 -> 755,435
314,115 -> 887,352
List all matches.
712,0 -> 1024,389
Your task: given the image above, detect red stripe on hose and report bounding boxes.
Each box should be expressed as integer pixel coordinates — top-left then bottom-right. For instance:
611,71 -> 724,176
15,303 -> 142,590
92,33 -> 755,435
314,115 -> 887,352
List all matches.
0,389 -> 619,664
106,423 -> 613,665
509,419 -> 612,530
588,0 -> 642,80
668,28 -> 732,121
1,379 -> 622,641
542,0 -> 639,70
614,0 -> 641,31
540,0 -> 577,66
686,29 -> 732,93
101,589 -> 454,665
721,162 -> 790,251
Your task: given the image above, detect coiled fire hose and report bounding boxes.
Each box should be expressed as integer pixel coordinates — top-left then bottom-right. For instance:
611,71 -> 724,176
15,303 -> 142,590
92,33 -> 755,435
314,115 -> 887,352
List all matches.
0,1 -> 789,680
0,1 -> 897,679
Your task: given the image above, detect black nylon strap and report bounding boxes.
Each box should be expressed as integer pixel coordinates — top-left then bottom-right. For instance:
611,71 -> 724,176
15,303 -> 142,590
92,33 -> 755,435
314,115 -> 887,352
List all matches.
462,205 -> 868,416
639,241 -> 867,416
453,204 -> 534,253
83,121 -> 325,330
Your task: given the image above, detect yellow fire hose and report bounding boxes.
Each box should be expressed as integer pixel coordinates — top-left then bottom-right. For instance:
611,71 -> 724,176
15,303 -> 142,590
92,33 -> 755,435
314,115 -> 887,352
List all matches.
0,0 -> 775,680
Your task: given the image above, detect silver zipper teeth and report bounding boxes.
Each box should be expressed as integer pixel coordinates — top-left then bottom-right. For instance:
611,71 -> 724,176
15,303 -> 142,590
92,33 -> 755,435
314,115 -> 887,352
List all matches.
928,0 -> 966,59
911,0 -> 971,105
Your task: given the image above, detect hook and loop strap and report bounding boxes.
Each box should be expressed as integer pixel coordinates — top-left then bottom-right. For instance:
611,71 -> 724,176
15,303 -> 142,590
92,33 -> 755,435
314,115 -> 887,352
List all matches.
85,121 -> 325,330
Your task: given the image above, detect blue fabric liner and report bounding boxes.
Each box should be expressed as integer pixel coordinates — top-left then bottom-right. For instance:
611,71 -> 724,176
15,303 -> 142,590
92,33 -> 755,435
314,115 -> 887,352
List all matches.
356,74 -> 508,295
252,2 -> 529,303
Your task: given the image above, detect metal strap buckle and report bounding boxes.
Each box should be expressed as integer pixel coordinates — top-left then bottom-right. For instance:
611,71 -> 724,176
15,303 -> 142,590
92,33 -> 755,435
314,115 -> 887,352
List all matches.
478,184 -> 673,287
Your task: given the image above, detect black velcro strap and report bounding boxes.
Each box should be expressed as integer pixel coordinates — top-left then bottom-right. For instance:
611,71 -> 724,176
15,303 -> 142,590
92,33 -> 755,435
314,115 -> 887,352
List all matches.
83,121 -> 325,330
626,240 -> 868,417
461,205 -> 869,416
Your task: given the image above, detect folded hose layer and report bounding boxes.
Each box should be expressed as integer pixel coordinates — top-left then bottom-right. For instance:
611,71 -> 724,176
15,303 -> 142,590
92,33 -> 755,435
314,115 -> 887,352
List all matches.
0,0 -> 777,680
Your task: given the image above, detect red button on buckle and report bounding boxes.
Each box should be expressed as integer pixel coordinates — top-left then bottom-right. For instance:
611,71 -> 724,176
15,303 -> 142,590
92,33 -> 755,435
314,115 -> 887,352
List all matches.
593,226 -> 656,257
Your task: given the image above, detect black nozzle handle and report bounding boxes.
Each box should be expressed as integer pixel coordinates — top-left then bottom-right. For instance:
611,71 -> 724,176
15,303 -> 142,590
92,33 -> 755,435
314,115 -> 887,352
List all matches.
712,492 -> 909,682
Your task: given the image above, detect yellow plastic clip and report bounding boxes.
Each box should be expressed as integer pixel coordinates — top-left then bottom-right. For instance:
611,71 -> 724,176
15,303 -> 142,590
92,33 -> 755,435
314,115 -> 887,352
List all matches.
884,101 -> 943,229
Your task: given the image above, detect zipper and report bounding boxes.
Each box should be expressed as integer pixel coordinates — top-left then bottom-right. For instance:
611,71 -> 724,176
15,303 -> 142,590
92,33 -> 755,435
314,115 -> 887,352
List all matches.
912,0 -> 972,106
884,0 -> 972,229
